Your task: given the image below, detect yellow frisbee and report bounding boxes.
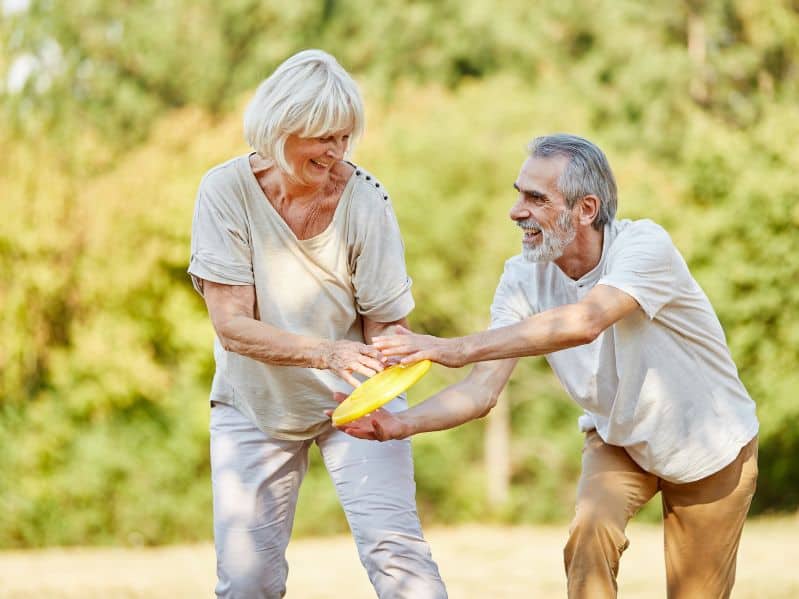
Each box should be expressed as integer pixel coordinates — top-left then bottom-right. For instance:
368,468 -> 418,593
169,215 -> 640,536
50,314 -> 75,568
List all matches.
331,360 -> 432,426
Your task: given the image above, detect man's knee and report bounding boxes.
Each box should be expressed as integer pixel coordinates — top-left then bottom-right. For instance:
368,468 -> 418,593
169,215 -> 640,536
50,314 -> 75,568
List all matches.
565,507 -> 629,562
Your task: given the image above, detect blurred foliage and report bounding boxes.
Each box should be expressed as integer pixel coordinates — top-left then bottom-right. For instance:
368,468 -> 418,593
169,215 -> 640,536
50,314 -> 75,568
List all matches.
1,0 -> 798,547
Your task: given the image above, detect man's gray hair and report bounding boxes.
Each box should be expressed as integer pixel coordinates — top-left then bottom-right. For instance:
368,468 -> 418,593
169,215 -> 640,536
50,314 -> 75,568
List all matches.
527,134 -> 618,230
243,49 -> 365,176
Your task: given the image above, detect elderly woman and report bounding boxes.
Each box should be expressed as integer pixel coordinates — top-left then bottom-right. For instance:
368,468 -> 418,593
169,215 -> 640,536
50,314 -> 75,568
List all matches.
188,50 -> 447,599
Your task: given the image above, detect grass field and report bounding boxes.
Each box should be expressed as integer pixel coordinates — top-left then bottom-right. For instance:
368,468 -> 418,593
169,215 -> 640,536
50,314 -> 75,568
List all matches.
0,517 -> 796,598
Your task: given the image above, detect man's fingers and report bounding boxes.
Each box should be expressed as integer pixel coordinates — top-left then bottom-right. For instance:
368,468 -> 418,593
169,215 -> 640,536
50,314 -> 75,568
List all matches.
401,351 -> 429,365
372,418 -> 387,441
332,392 -> 348,404
374,344 -> 415,357
341,426 -> 376,440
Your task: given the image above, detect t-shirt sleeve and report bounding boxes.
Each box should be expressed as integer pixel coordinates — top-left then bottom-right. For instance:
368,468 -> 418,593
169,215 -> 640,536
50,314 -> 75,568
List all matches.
348,185 -> 414,322
597,221 -> 677,319
187,172 -> 254,296
490,260 -> 532,329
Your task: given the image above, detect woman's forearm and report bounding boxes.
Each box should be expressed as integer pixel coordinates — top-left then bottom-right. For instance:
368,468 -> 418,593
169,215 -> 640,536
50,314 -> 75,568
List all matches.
216,314 -> 330,368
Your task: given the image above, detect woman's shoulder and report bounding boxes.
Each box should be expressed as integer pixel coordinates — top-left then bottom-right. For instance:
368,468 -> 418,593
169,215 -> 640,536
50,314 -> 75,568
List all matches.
347,162 -> 392,206
199,155 -> 249,194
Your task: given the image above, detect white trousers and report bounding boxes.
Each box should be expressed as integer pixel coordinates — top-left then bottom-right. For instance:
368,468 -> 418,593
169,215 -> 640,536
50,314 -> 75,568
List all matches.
210,401 -> 447,599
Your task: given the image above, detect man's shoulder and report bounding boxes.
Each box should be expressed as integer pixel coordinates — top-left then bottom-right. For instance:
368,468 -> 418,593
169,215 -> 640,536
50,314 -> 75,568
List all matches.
610,218 -> 674,252
614,218 -> 671,239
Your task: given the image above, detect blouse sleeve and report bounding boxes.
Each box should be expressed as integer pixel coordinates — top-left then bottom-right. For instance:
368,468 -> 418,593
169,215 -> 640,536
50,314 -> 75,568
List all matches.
347,180 -> 414,322
187,171 -> 254,296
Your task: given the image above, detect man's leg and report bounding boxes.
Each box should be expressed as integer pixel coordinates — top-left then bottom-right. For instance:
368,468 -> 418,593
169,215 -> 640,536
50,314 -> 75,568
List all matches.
661,436 -> 758,599
564,430 -> 659,599
318,399 -> 447,599
210,402 -> 311,599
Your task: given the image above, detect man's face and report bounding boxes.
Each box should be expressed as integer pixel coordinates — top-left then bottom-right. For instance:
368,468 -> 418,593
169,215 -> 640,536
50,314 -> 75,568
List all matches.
511,156 -> 576,263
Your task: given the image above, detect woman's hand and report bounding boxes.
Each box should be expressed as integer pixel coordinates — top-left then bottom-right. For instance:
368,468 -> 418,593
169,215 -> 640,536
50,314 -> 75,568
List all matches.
322,339 -> 386,387
372,325 -> 467,368
326,393 -> 410,441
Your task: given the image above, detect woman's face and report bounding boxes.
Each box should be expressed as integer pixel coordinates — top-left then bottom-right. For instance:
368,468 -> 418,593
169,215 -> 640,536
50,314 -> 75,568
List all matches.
283,131 -> 351,186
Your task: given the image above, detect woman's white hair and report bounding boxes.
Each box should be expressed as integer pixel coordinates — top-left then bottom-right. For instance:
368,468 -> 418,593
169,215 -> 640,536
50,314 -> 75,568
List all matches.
243,49 -> 365,176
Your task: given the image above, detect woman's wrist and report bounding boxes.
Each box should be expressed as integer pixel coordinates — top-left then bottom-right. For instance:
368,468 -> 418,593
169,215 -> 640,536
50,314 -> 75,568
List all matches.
314,339 -> 333,370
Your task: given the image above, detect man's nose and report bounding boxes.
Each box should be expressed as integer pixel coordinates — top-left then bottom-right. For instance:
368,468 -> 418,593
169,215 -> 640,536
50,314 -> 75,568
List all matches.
509,198 -> 529,221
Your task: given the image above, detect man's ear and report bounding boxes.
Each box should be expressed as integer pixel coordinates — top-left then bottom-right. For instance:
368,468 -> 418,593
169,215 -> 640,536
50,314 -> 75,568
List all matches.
577,195 -> 600,226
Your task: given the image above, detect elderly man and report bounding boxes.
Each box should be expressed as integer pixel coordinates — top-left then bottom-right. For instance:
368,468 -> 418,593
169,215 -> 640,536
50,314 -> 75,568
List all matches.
336,134 -> 759,599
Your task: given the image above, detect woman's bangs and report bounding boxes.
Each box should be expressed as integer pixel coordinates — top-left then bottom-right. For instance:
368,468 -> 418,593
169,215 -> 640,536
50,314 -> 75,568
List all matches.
300,83 -> 359,138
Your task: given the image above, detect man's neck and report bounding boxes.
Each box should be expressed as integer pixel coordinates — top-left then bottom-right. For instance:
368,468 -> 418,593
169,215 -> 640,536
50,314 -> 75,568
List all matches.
554,225 -> 605,280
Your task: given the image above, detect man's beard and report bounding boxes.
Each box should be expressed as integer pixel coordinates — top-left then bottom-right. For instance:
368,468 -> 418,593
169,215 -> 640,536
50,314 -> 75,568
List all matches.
519,209 -> 576,263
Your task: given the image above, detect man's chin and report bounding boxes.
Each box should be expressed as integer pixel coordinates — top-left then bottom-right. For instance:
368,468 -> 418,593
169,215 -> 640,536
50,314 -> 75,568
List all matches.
522,246 -> 560,263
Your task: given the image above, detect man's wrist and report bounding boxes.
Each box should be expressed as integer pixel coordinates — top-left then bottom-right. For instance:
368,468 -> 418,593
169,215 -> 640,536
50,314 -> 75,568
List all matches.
453,335 -> 472,366
395,412 -> 416,439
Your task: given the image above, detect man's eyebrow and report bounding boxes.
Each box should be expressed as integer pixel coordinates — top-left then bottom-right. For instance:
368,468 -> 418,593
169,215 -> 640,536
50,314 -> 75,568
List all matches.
513,182 -> 547,199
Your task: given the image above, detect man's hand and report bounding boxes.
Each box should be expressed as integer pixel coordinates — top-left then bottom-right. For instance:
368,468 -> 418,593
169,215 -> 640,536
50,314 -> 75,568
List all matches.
327,392 -> 410,441
372,325 -> 467,368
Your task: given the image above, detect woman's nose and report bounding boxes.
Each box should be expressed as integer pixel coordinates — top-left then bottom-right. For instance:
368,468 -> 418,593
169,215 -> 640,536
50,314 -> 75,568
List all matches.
326,137 -> 346,158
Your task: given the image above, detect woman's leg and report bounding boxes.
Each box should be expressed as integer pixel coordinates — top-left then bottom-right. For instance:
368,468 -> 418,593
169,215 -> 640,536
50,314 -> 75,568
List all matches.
317,400 -> 447,599
210,402 -> 311,599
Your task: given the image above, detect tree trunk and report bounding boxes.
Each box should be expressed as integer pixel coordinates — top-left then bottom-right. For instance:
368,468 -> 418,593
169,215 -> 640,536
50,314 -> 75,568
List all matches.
485,388 -> 510,509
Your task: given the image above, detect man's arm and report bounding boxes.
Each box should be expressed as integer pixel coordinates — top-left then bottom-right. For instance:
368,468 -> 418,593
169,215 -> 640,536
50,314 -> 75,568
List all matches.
335,358 -> 518,441
373,284 -> 640,367
202,280 -> 385,387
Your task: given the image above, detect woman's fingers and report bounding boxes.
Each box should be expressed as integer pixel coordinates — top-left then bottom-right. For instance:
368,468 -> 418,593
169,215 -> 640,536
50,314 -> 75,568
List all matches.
337,370 -> 361,388
357,353 -> 385,373
351,363 -> 378,379
359,344 -> 384,361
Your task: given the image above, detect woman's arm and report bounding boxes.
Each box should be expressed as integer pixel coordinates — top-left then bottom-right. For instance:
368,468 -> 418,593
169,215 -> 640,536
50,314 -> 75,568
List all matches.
202,280 -> 385,387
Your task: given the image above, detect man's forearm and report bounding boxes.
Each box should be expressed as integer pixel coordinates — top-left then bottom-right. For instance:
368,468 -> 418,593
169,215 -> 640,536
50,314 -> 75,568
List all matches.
395,359 -> 517,436
460,302 -> 600,363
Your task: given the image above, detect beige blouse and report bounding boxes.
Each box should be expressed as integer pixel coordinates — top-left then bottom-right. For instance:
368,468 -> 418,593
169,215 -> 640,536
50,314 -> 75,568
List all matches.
189,155 -> 414,440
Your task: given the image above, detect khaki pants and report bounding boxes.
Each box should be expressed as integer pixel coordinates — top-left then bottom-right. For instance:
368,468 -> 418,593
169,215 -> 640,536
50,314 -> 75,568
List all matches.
565,431 -> 758,599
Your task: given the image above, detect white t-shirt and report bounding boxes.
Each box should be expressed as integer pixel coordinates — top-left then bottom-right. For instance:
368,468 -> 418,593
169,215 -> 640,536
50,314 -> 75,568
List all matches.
490,218 -> 758,483
188,155 -> 414,440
